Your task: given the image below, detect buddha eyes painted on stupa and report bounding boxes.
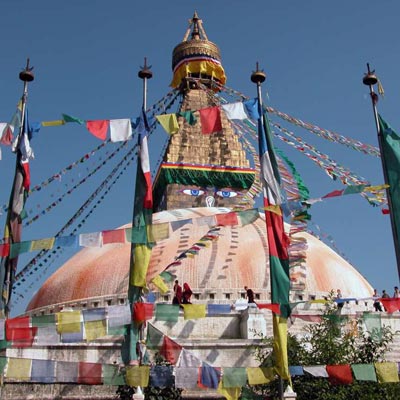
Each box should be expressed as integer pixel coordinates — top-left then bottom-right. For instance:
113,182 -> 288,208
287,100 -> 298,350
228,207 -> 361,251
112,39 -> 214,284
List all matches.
180,187 -> 241,198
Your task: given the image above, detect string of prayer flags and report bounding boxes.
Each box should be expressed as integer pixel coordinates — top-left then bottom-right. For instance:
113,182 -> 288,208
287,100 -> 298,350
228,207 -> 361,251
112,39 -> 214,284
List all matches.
86,120 -> 109,140
156,114 -> 179,135
198,107 -> 222,134
109,118 -> 132,142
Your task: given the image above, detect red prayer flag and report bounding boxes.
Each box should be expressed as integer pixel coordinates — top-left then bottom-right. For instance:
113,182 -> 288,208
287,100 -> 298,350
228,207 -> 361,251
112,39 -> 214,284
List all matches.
215,212 -> 238,226
322,189 -> 345,199
133,302 -> 154,322
0,244 -> 10,257
10,328 -> 37,347
382,208 -> 390,215
86,120 -> 109,140
0,125 -> 13,145
102,229 -> 126,245
326,365 -> 353,385
78,362 -> 102,385
6,316 -> 30,330
199,107 -> 222,134
257,303 -> 281,314
160,336 -> 182,365
380,298 -> 400,313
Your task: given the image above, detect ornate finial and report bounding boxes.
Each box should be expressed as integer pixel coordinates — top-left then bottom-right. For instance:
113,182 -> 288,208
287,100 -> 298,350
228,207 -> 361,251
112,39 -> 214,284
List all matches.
138,57 -> 153,80
19,58 -> 34,82
251,62 -> 266,84
362,63 -> 378,86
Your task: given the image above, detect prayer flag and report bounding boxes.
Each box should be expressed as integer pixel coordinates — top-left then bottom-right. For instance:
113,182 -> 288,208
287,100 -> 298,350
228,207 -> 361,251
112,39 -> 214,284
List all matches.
107,304 -> 131,327
133,302 -> 154,322
182,304 -> 207,320
351,364 -> 377,382
103,364 -> 125,385
374,362 -> 399,383
56,311 -> 82,334
146,324 -> 164,349
110,118 -> 132,142
207,304 -> 232,315
326,364 -> 353,385
217,382 -> 241,400
84,320 -> 106,341
155,304 -> 179,322
257,105 -> 290,381
378,114 -> 400,256
289,366 -> 304,376
175,367 -> 198,388
78,362 -> 102,385
221,102 -> 248,120
244,98 -> 260,120
178,348 -> 202,368
31,359 -> 56,383
62,113 -> 85,125
79,232 -> 102,247
151,275 -> 169,294
126,366 -> 150,387
363,312 -> 382,341
303,365 -> 328,377
238,209 -> 259,226
86,120 -> 109,140
258,303 -> 281,314
198,106 -> 222,134
6,358 -> 31,380
215,212 -> 239,226
380,298 -> 400,313
156,114 -> 179,134
41,120 -> 65,127
82,307 -> 106,322
199,363 -> 221,389
102,228 -> 126,244
160,336 -> 182,364
56,361 -> 78,383
222,367 -> 247,388
178,111 -> 197,125
246,367 -> 275,385
30,237 -> 55,251
0,107 -> 32,313
149,365 -> 174,387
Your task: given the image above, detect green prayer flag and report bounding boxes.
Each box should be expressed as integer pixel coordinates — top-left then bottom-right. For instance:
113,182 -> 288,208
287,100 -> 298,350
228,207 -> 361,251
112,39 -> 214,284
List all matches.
103,364 -> 125,385
146,324 -> 164,349
159,271 -> 176,283
343,184 -> 366,195
363,312 -> 382,341
178,111 -> 197,125
107,325 -> 127,336
238,209 -> 259,226
10,241 -> 31,258
0,356 -> 7,374
222,367 -> 247,388
155,304 -> 179,322
379,114 -> 400,254
32,314 -> 56,327
351,364 -> 377,382
62,113 -> 85,125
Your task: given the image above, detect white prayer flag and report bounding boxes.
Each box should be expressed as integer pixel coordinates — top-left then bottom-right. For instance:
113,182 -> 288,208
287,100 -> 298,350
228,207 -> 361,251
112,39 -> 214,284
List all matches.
110,118 -> 132,142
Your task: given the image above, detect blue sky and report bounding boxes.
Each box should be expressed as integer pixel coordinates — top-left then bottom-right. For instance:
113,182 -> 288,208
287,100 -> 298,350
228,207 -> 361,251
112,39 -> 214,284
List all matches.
1,1 -> 400,315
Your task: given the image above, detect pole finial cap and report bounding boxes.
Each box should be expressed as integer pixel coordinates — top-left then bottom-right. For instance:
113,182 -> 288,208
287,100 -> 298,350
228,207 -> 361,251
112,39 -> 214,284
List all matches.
138,57 -> 153,80
251,62 -> 266,84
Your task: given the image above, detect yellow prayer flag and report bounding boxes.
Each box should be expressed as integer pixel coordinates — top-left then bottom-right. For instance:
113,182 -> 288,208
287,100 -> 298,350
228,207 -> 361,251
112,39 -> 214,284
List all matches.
56,311 -> 82,334
182,304 -> 206,320
85,320 -> 107,342
272,315 -> 291,382
374,362 -> 399,383
6,358 -> 32,380
126,366 -> 150,387
364,184 -> 389,192
309,299 -> 329,304
30,237 -> 55,251
246,367 -> 275,385
151,275 -> 169,295
131,244 -> 152,287
149,223 -> 170,242
262,205 -> 282,216
155,114 -> 179,135
41,120 -> 66,127
217,381 -> 241,400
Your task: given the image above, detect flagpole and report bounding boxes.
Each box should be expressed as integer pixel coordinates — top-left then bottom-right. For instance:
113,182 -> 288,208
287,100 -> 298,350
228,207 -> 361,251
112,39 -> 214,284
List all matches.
363,64 -> 400,282
1,59 -> 34,317
251,63 -> 285,400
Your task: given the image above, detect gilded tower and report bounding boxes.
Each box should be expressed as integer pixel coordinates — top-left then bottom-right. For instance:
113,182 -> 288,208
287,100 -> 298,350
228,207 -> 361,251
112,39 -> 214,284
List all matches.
152,13 -> 255,211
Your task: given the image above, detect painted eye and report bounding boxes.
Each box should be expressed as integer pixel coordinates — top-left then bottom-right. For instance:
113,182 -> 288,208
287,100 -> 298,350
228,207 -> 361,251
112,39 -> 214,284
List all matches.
182,189 -> 205,196
216,190 -> 238,198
